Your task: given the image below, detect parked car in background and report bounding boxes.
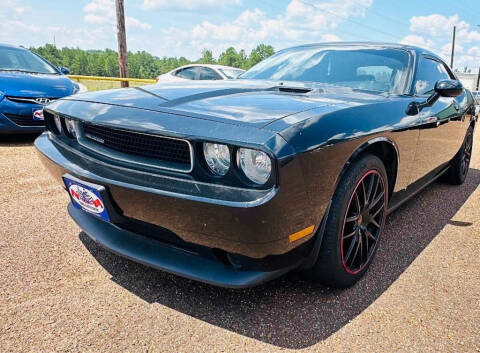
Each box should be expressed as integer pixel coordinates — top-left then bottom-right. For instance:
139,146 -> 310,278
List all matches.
472,90 -> 480,103
156,64 -> 245,82
472,91 -> 480,117
0,43 -> 86,134
36,43 -> 476,288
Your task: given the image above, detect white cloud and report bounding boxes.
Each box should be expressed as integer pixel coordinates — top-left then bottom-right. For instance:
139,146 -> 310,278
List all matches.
14,6 -> 31,15
399,34 -> 435,50
126,17 -> 152,30
84,0 -> 151,30
321,34 -> 342,42
457,28 -> 480,43
172,0 -> 373,57
400,13 -> 480,72
441,42 -> 462,56
84,13 -> 108,24
142,0 -> 242,11
408,13 -> 480,44
467,46 -> 480,57
409,14 -> 467,37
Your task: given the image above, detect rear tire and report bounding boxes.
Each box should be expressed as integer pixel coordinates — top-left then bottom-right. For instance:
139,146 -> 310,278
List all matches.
308,154 -> 388,288
445,127 -> 473,185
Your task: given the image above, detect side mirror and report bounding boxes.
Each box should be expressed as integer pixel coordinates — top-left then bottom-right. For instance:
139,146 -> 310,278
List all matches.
435,79 -> 463,97
59,66 -> 70,75
406,79 -> 463,115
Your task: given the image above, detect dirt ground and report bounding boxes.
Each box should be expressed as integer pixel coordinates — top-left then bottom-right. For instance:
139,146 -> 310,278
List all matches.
1,131 -> 479,353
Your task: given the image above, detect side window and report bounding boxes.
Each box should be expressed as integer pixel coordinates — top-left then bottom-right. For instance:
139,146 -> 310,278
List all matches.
175,67 -> 197,80
198,67 -> 221,80
415,58 -> 451,96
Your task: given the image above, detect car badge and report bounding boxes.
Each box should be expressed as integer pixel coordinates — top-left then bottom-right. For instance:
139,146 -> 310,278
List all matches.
34,98 -> 51,104
85,133 -> 105,144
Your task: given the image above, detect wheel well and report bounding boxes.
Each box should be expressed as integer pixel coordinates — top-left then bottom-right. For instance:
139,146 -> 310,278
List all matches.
351,141 -> 398,199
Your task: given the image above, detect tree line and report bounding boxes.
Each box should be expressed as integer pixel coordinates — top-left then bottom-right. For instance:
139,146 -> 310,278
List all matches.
30,44 -> 275,79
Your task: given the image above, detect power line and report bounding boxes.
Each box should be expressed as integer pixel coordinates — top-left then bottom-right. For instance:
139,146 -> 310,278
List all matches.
296,0 -> 405,41
352,1 -> 410,28
260,0 -> 364,41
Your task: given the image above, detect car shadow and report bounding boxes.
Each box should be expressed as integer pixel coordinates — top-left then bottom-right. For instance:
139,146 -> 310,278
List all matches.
0,133 -> 40,146
79,169 -> 480,349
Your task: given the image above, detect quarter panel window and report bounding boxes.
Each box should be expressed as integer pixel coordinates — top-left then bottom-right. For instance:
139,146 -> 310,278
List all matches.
198,67 -> 221,80
415,58 -> 450,96
175,67 -> 197,80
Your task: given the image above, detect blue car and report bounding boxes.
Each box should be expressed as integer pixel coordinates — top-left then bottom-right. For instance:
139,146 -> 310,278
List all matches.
0,43 -> 82,134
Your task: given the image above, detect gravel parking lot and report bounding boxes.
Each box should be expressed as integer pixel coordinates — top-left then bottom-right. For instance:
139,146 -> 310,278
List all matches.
1,132 -> 479,352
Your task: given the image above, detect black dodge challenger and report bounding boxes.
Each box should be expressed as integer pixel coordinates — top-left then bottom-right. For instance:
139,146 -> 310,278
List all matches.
35,43 -> 477,288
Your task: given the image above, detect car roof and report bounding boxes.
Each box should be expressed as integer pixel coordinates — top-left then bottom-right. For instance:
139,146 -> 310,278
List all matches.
173,64 -> 245,71
279,42 -> 441,60
0,43 -> 27,50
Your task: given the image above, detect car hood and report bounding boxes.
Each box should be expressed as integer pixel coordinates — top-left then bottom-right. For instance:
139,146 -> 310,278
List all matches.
0,71 -> 74,98
63,80 -> 391,129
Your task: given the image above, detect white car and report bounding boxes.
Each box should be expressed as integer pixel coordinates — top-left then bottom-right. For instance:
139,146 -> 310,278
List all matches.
472,91 -> 480,117
472,91 -> 480,103
156,64 -> 245,82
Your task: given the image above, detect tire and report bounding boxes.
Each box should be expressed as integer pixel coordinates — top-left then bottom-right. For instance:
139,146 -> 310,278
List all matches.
444,126 -> 474,185
308,154 -> 388,288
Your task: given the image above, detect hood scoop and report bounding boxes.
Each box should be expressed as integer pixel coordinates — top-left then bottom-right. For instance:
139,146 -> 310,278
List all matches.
276,86 -> 314,94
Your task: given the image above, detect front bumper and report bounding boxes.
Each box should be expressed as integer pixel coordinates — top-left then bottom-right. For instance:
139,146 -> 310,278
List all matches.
35,131 -> 325,283
69,204 -> 297,288
0,111 -> 45,134
0,97 -> 45,134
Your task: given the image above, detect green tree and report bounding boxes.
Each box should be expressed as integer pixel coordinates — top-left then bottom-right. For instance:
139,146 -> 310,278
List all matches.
218,47 -> 245,68
199,49 -> 216,64
29,44 -> 276,78
247,44 -> 275,68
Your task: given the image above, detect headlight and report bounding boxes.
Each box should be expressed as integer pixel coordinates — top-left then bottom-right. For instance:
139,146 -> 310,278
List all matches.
53,114 -> 62,133
203,143 -> 230,176
237,148 -> 272,185
64,118 -> 77,137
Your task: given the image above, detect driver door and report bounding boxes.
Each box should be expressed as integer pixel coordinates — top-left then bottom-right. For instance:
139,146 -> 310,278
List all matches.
409,56 -> 466,183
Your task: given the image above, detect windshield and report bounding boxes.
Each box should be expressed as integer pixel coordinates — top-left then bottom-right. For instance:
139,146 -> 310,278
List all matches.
0,47 -> 58,74
218,68 -> 245,79
242,47 -> 410,94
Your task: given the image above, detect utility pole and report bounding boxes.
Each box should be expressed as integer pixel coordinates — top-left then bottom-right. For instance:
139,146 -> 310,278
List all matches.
115,0 -> 129,88
477,25 -> 480,91
450,25 -> 456,69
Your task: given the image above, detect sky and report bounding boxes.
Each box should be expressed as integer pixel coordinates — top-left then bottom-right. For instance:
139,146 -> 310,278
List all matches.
1,0 -> 479,72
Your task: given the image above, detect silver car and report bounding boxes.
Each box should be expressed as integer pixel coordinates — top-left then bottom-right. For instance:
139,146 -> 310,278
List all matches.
156,64 -> 245,82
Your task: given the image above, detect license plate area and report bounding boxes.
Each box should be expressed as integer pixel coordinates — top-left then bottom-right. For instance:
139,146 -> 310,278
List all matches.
63,174 -> 111,221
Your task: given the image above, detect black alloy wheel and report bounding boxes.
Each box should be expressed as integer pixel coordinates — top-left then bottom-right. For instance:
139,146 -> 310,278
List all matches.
341,170 -> 386,274
460,131 -> 473,178
308,154 -> 388,288
445,126 -> 474,185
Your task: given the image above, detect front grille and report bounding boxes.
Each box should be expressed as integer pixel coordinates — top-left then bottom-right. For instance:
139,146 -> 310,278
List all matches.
3,113 -> 45,126
82,124 -> 192,171
6,96 -> 56,105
